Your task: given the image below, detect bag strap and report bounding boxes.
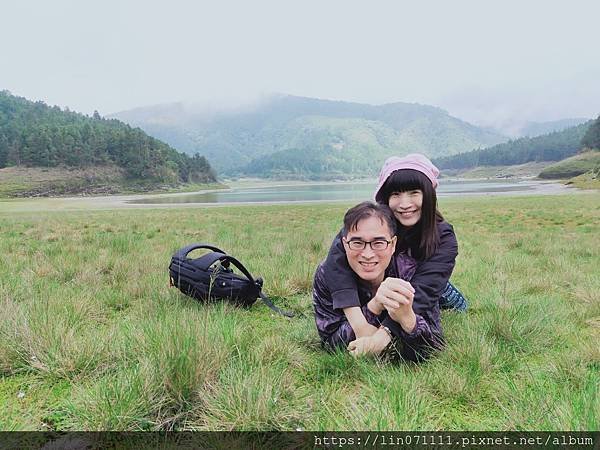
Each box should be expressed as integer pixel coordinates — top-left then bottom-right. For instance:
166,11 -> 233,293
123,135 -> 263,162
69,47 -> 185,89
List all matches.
188,248 -> 295,318
259,292 -> 295,318
193,252 -> 255,282
218,256 -> 295,317
174,243 -> 225,260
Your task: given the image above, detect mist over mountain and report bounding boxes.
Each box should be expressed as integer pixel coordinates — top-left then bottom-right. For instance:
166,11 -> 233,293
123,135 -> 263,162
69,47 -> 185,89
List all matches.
464,117 -> 590,139
515,118 -> 590,138
112,94 -> 508,178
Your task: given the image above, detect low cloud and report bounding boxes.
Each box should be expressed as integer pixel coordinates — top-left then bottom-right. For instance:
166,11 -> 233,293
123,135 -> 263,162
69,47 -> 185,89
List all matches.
436,75 -> 600,136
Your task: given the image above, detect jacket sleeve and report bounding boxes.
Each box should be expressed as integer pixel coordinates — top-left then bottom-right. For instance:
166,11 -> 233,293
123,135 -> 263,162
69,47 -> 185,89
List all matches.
383,314 -> 444,362
322,230 -> 361,310
409,222 -> 458,317
381,222 -> 457,360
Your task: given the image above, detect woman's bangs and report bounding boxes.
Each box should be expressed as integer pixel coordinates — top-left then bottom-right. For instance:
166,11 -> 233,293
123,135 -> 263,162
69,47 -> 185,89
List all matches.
380,169 -> 428,198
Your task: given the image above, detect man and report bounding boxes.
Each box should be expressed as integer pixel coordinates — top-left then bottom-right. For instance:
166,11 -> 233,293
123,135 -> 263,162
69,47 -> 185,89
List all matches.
313,201 -> 418,357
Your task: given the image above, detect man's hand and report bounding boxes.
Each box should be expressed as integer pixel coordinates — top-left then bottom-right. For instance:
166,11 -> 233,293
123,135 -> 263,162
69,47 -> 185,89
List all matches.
373,277 -> 414,310
348,328 -> 391,356
376,278 -> 417,334
386,303 -> 417,334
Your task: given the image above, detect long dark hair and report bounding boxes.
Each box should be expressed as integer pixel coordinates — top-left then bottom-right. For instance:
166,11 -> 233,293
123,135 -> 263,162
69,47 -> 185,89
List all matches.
375,169 -> 443,260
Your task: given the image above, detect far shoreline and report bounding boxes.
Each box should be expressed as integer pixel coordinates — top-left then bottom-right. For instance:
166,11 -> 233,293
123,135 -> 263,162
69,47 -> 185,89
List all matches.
0,178 -> 590,214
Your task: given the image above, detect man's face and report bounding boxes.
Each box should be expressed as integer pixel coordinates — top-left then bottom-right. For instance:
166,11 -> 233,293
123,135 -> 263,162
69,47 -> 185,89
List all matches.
343,215 -> 396,286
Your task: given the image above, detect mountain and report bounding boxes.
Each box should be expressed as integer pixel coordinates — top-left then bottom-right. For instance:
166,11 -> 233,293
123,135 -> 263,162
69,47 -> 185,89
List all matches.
0,91 -> 216,191
111,94 -> 507,178
433,121 -> 593,170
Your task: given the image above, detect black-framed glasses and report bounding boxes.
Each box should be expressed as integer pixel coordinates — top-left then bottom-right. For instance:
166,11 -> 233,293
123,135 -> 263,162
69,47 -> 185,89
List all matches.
344,238 -> 393,251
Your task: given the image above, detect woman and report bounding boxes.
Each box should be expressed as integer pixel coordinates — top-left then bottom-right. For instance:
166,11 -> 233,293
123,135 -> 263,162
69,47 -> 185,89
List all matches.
322,153 -> 465,362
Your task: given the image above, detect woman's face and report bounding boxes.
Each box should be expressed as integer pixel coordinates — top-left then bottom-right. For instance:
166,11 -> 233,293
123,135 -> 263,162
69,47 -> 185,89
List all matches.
388,189 -> 423,227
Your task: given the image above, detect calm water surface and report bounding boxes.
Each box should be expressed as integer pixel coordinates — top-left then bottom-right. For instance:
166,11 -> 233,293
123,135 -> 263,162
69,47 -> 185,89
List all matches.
129,180 -> 570,205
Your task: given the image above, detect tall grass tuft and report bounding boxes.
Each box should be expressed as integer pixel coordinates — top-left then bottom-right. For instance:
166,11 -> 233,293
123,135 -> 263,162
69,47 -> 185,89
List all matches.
66,365 -> 159,430
0,291 -> 116,379
131,302 -> 235,411
189,364 -> 298,430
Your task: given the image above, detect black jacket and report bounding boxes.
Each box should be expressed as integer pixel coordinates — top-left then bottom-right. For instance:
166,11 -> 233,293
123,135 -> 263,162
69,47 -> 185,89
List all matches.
321,220 -> 458,360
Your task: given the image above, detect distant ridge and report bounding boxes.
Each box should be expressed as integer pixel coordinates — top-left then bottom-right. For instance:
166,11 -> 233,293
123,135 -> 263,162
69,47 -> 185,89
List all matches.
433,121 -> 593,170
112,94 -> 507,179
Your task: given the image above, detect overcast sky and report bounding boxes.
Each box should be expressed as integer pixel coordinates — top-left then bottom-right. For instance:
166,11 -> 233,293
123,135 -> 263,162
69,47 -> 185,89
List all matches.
2,0 -> 599,130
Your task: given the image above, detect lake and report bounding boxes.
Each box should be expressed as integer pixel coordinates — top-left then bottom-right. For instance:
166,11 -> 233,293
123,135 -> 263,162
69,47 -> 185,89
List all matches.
129,179 -> 572,205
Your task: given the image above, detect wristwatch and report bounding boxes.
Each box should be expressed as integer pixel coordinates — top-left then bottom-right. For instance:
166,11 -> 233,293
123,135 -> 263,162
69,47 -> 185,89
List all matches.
381,325 -> 392,337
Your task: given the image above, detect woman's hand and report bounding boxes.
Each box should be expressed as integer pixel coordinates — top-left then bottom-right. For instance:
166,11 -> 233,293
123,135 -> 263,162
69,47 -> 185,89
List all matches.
348,328 -> 391,356
343,307 -> 378,338
355,322 -> 379,338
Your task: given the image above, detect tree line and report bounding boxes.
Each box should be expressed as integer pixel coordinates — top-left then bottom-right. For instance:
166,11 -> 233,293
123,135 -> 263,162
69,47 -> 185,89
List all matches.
433,119 -> 595,170
581,115 -> 600,150
0,91 -> 216,184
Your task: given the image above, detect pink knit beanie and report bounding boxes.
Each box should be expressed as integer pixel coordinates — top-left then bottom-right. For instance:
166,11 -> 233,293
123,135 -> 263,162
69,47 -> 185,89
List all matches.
374,153 -> 439,200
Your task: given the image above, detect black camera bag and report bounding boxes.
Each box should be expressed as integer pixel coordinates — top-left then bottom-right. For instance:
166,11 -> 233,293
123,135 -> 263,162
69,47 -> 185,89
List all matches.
169,243 -> 293,317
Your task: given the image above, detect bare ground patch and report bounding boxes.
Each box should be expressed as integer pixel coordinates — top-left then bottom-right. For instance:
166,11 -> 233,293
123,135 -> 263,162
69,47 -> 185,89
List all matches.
0,166 -> 128,197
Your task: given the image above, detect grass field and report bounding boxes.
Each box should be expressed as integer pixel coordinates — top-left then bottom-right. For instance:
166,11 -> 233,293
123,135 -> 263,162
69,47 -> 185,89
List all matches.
0,194 -> 598,431
442,161 -> 554,179
539,151 -> 600,180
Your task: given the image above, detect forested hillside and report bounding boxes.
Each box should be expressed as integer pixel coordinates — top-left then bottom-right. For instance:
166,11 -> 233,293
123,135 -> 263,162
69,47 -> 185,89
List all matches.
113,94 -> 507,177
433,121 -> 592,170
581,115 -> 600,150
0,91 -> 216,184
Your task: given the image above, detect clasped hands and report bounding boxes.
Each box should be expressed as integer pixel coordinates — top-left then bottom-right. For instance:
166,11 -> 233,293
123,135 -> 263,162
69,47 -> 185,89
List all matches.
348,278 -> 416,356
